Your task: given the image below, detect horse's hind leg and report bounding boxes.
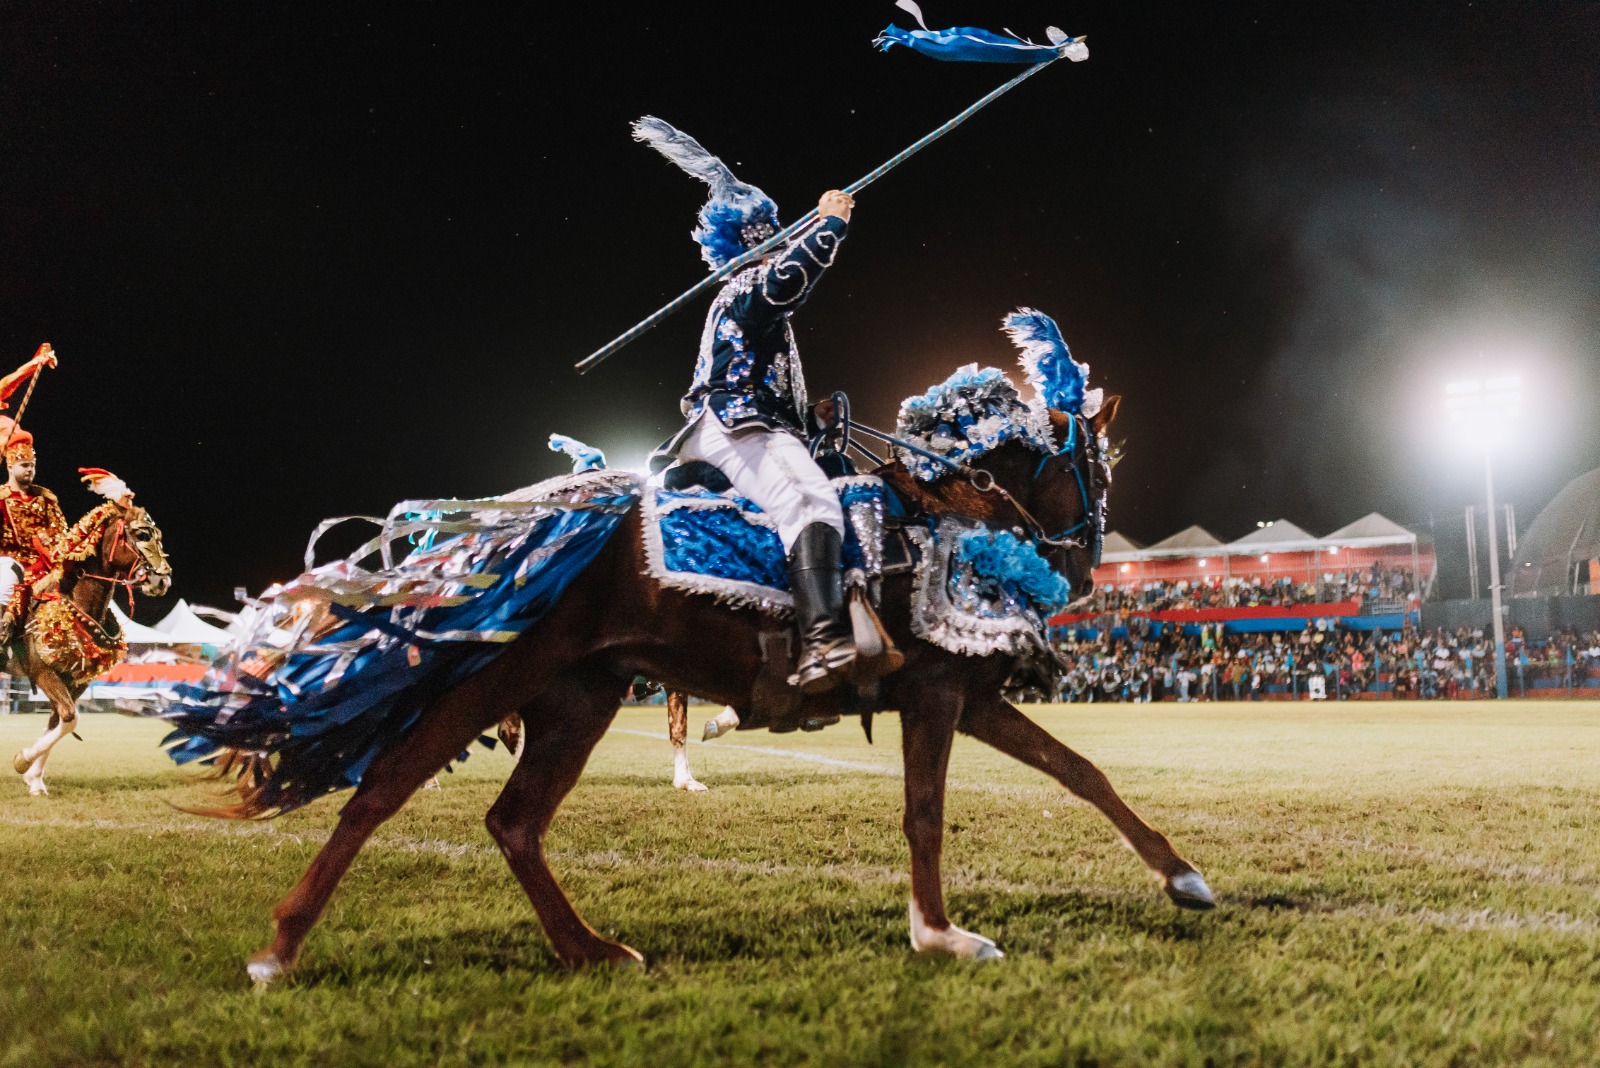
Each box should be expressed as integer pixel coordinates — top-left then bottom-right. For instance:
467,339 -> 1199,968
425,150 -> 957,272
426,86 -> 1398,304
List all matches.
248,671 -> 534,985
485,668 -> 639,968
900,690 -> 1003,960
960,695 -> 1214,909
13,676 -> 79,796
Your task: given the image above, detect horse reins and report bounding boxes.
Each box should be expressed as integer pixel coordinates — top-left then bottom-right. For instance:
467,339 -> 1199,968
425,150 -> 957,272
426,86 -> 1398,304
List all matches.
831,409 -> 1102,555
74,514 -> 158,616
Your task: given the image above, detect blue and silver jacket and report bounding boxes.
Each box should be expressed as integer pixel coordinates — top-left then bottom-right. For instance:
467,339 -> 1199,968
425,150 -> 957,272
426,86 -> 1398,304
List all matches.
681,215 -> 848,436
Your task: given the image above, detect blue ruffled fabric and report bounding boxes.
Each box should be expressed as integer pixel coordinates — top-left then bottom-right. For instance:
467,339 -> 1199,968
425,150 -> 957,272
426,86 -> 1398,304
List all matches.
160,491 -> 638,814
655,482 -> 878,592
658,492 -> 789,590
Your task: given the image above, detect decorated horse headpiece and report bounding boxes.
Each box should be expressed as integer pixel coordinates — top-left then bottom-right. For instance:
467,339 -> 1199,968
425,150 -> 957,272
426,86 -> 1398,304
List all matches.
893,308 -> 1100,481
632,116 -> 781,270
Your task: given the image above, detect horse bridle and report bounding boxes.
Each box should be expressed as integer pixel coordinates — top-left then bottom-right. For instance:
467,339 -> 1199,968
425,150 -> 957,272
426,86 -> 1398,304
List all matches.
77,510 -> 169,607
828,398 -> 1106,562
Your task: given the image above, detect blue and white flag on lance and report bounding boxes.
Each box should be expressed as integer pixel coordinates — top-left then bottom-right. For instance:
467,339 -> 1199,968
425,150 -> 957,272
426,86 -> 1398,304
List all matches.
874,1 -> 1088,65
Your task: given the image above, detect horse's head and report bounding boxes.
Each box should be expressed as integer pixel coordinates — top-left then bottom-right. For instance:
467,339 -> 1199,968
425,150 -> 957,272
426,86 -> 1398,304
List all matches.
112,504 -> 173,597
71,468 -> 173,597
885,309 -> 1120,609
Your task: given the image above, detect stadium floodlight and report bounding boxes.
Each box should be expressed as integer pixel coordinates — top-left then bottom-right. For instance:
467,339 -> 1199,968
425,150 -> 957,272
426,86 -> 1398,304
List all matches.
1444,374 -> 1522,448
1445,374 -> 1520,697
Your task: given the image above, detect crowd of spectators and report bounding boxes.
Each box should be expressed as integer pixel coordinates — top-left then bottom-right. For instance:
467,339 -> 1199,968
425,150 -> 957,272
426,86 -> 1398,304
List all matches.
1035,622 -> 1600,703
1082,565 -> 1423,617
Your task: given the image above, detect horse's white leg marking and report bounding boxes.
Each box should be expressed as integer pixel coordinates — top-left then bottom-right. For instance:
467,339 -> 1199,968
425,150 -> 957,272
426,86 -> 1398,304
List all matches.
908,897 -> 1003,961
701,706 -> 740,741
671,743 -> 707,792
22,749 -> 50,796
16,716 -> 71,767
247,952 -> 287,988
15,713 -> 74,795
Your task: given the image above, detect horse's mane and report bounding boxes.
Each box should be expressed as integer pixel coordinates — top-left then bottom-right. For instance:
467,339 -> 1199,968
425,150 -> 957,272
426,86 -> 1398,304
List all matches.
56,502 -> 122,565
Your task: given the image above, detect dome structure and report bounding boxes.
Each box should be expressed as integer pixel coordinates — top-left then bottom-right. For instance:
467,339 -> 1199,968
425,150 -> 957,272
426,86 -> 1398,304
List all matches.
1510,467 -> 1600,596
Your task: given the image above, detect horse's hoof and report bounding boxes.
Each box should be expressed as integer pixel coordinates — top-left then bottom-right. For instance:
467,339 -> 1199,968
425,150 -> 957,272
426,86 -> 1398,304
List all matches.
673,776 -> 708,792
571,943 -> 647,971
246,951 -> 288,987
702,708 -> 740,741
1165,870 -> 1216,910
12,751 -> 30,775
909,912 -> 1005,961
971,941 -> 1005,962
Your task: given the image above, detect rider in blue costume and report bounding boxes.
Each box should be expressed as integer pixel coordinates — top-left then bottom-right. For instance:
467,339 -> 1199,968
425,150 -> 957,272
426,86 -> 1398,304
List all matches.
635,117 -> 877,694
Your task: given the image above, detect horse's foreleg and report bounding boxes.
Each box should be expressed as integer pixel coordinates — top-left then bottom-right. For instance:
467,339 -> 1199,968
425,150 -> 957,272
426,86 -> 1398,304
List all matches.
960,695 -> 1214,910
485,670 -> 641,968
666,690 -> 705,791
249,673 -> 533,985
901,694 -> 1002,960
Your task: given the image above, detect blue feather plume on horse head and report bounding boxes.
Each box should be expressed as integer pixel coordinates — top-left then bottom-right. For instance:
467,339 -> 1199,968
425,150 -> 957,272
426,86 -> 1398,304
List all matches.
1001,308 -> 1099,419
632,116 -> 781,270
548,433 -> 606,473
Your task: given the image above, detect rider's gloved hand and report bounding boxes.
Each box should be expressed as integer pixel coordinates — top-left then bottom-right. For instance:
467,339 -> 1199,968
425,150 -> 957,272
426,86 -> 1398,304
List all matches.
818,190 -> 854,222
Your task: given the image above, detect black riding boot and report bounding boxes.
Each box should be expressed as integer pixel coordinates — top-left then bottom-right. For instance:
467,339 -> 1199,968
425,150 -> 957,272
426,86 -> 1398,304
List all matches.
787,522 -> 857,694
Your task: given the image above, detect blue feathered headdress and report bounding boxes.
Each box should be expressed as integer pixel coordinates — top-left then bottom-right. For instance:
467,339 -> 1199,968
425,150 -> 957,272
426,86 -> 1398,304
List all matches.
1001,307 -> 1101,419
632,116 -> 781,270
548,433 -> 606,474
894,364 -> 1051,481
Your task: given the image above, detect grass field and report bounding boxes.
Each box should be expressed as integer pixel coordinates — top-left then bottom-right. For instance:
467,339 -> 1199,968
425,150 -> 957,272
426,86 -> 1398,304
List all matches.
3,702 -> 1599,1067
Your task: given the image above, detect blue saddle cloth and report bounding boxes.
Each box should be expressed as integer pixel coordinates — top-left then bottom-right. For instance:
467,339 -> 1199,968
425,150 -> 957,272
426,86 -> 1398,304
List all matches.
644,476 -> 890,613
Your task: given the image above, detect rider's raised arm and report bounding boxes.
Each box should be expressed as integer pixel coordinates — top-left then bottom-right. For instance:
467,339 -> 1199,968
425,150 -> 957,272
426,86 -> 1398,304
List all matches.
755,191 -> 853,310
0,345 -> 55,407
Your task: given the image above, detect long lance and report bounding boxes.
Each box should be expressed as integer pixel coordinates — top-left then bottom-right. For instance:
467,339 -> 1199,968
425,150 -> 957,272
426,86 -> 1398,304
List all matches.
575,54 -> 1065,375
0,348 -> 50,458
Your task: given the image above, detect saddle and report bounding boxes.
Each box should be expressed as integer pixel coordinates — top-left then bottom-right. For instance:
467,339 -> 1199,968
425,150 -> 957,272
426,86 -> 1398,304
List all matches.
646,454 -> 909,728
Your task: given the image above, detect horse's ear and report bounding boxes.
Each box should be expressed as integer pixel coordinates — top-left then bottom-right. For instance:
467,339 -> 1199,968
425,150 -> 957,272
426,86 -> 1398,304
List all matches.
1047,409 -> 1074,439
1090,394 -> 1121,437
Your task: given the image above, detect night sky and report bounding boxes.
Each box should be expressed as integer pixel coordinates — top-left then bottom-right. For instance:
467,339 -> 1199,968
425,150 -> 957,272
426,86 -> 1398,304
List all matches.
3,1 -> 1596,616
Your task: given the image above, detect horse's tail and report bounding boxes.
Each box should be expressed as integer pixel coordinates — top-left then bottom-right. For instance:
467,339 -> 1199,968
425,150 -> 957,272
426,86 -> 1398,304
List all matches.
173,748 -> 278,820
161,473 -> 642,818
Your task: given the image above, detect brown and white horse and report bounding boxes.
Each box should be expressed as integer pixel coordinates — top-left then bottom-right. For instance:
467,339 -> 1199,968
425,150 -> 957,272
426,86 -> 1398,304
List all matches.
10,498 -> 171,795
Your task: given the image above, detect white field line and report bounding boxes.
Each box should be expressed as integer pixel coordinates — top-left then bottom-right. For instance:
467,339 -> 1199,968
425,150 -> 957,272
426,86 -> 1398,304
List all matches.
4,812 -> 1597,934
1178,810 -> 1600,889
610,727 -> 1062,803
610,728 -> 898,775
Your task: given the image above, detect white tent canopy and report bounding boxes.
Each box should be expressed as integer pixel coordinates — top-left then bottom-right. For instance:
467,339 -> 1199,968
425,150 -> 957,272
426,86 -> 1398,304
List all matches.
1099,514 -> 1423,564
1322,511 -> 1419,549
1100,531 -> 1145,563
110,602 -> 173,644
153,599 -> 234,645
1226,519 -> 1323,554
1141,525 -> 1226,559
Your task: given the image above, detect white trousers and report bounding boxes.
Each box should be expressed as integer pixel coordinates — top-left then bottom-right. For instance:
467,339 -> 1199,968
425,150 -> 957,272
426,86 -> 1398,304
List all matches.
0,556 -> 21,615
678,413 -> 844,553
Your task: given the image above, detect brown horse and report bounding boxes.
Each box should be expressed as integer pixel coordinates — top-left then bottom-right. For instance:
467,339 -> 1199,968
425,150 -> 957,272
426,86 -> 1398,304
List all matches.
10,498 -> 172,794
225,394 -> 1213,984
